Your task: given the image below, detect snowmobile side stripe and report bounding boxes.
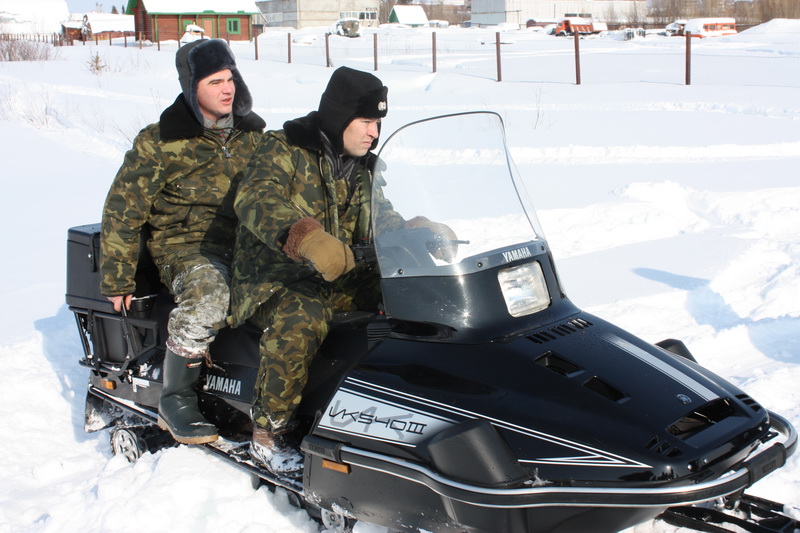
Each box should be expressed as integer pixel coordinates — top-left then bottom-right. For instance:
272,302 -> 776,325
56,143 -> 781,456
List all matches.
344,377 -> 651,469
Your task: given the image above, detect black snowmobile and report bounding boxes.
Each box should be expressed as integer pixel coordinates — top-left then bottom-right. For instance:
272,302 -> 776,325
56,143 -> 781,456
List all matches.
66,112 -> 798,533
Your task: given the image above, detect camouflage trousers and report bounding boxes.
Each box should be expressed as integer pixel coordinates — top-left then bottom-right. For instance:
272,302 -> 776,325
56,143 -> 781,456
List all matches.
249,267 -> 380,431
156,253 -> 232,359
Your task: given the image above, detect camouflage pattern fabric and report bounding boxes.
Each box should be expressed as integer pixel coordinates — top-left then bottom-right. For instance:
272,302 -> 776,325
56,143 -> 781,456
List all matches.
249,268 -> 380,429
100,95 -> 264,297
230,115 -> 403,328
160,253 -> 232,359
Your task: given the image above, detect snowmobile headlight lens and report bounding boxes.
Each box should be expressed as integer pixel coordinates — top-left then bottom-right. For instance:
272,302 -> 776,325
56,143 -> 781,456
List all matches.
498,261 -> 550,317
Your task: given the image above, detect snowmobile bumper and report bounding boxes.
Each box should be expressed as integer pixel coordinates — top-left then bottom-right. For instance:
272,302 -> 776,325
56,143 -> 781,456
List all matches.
303,411 -> 795,510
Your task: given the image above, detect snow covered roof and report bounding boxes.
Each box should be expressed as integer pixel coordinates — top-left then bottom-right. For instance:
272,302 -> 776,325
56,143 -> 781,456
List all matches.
0,0 -> 70,33
130,0 -> 259,14
389,5 -> 429,26
84,13 -> 135,33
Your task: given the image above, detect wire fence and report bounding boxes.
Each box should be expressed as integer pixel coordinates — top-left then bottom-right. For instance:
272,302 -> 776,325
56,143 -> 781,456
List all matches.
2,29 -> 798,89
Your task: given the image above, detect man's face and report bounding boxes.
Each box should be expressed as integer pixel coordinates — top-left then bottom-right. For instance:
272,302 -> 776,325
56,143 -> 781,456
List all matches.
196,68 -> 235,121
342,117 -> 380,157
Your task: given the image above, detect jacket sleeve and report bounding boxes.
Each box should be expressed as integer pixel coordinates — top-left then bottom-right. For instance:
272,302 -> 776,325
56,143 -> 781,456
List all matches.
234,133 -> 310,255
99,129 -> 165,296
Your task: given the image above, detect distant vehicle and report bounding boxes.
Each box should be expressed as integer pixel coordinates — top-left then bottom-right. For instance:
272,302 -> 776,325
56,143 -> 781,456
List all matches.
684,18 -> 737,38
554,17 -> 607,36
665,19 -> 688,36
330,18 -> 360,38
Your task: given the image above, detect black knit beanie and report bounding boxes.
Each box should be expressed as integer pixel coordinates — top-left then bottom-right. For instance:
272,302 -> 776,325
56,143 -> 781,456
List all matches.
175,39 -> 253,123
318,66 -> 388,153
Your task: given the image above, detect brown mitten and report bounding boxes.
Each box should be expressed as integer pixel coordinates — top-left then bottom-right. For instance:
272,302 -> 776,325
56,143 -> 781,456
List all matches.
405,216 -> 459,262
284,217 -> 355,281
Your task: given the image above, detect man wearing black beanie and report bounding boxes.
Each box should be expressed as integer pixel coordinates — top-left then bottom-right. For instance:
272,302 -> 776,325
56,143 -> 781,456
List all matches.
230,67 -> 403,476
100,39 -> 265,446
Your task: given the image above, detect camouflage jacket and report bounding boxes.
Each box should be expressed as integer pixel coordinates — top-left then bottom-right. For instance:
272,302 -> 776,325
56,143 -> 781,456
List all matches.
230,112 -> 402,327
100,94 -> 266,296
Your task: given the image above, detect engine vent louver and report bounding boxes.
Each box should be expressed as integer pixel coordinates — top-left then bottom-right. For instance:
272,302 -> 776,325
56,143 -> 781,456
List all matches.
644,436 -> 684,458
667,398 -> 735,441
534,351 -> 582,377
527,317 -> 593,345
583,376 -> 627,402
735,393 -> 763,413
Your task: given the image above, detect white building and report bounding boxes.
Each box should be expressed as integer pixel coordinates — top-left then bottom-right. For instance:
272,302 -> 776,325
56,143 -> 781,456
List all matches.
471,0 -> 648,26
256,0 -> 380,29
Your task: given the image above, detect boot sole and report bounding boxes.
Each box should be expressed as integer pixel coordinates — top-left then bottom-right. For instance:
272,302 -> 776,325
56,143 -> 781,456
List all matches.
157,417 -> 219,445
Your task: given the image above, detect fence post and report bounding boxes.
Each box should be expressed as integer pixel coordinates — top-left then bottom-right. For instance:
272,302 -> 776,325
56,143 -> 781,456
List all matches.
432,31 -> 437,73
287,33 -> 292,63
254,32 -> 259,60
685,32 -> 692,85
373,33 -> 378,71
495,32 -> 502,82
325,33 -> 332,67
574,31 -> 581,85
124,35 -> 127,47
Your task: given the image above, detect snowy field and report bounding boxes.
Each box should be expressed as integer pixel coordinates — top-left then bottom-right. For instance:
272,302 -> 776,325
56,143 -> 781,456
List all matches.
0,19 -> 799,533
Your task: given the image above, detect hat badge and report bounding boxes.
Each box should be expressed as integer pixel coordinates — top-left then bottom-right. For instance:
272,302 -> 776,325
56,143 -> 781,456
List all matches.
378,101 -> 387,112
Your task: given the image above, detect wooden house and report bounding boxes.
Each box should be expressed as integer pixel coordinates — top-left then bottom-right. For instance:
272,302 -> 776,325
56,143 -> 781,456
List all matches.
125,0 -> 260,42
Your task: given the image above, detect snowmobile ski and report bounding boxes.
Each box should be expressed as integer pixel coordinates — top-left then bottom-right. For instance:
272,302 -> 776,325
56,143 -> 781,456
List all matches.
659,493 -> 800,533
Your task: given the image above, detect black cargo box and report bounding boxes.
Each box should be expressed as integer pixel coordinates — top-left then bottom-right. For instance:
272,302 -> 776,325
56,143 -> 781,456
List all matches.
66,223 -> 113,313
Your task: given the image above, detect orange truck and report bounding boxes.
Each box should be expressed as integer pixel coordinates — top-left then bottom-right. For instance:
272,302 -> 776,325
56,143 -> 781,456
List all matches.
554,17 -> 607,36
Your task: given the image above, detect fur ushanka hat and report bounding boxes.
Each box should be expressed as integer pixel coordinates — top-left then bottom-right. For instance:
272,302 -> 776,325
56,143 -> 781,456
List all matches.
175,39 -> 253,123
317,66 -> 388,153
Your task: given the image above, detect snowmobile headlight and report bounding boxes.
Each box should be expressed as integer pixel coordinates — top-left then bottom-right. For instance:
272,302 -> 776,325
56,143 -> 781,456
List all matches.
498,261 -> 550,317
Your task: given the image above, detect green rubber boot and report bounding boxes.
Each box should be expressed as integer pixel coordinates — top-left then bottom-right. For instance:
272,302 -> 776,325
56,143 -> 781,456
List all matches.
157,349 -> 218,444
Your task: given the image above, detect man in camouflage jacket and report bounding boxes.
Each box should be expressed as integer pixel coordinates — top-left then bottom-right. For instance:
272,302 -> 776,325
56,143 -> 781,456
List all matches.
231,67 -> 407,476
100,39 -> 265,445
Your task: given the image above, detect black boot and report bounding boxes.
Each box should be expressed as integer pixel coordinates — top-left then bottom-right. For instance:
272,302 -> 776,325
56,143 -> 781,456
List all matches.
250,426 -> 304,478
157,349 -> 218,444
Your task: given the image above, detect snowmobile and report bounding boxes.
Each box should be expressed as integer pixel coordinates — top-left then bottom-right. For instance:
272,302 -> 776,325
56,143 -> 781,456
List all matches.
66,112 -> 798,533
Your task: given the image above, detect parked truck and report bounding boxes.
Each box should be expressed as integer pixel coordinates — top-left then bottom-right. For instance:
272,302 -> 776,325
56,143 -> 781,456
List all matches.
553,17 -> 607,36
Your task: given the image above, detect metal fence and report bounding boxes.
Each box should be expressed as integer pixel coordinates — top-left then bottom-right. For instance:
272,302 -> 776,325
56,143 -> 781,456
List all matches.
2,29 -> 798,89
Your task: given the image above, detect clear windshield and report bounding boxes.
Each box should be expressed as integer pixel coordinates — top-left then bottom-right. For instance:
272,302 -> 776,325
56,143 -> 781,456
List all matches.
372,112 -> 546,278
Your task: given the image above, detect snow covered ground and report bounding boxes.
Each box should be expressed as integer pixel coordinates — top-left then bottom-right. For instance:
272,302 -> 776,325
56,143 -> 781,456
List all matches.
0,19 -> 799,533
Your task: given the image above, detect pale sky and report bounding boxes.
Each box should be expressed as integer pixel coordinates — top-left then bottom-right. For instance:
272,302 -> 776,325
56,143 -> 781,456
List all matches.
67,0 -> 127,14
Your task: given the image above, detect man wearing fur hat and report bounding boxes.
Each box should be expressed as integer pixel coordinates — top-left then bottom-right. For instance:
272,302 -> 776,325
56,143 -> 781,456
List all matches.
230,66 -> 409,476
100,39 -> 265,446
